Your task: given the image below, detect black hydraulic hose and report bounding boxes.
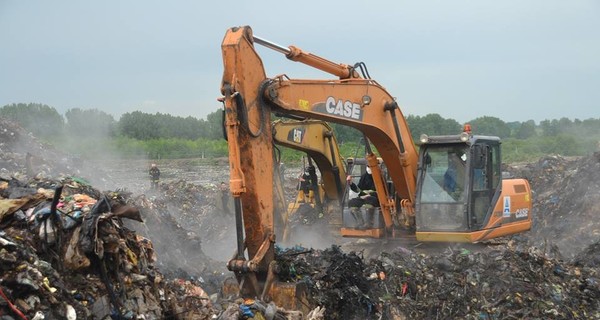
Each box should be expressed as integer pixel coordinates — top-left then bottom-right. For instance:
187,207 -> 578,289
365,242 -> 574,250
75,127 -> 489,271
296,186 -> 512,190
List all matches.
50,185 -> 63,238
221,109 -> 227,141
231,79 -> 274,139
234,198 -> 245,260
240,78 -> 275,138
95,255 -> 124,319
353,62 -> 371,79
384,101 -> 406,154
234,92 -> 264,138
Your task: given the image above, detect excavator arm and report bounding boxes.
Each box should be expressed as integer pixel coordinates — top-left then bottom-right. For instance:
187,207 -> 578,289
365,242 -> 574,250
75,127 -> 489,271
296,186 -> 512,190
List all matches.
221,25 -> 418,301
221,27 -> 277,300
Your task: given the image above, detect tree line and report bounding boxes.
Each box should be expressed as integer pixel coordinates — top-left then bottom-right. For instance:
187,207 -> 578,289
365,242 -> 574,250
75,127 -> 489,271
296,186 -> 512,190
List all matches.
0,103 -> 225,140
1,102 -> 599,162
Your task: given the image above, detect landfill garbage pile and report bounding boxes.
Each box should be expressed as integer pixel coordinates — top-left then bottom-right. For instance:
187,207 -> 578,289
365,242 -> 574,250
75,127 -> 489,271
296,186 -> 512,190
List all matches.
0,176 -> 226,319
0,118 -> 83,183
573,241 -> 600,268
107,185 -> 231,291
508,152 -> 600,260
277,242 -> 600,320
0,118 -> 229,319
133,178 -> 239,264
0,116 -> 231,274
0,178 -> 303,319
0,117 -> 308,320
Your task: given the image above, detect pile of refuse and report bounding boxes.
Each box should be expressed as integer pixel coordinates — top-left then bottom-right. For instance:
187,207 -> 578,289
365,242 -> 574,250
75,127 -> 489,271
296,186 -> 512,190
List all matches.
0,118 -> 80,182
0,118 -> 307,320
0,177 -> 224,319
273,152 -> 600,319
509,153 -> 600,260
0,118 -> 231,319
278,241 -> 600,319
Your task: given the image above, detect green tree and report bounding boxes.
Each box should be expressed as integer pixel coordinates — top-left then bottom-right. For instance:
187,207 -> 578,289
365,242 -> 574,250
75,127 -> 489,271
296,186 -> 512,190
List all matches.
468,116 -> 511,138
406,113 -> 462,141
0,103 -> 64,137
175,115 -> 196,139
65,108 -> 116,137
206,109 -> 225,140
580,118 -> 600,145
118,111 -> 160,140
118,111 -> 207,140
330,123 -> 362,144
540,119 -> 559,137
538,134 -> 583,155
515,120 -> 537,139
502,138 -> 543,162
557,117 -> 573,133
506,121 -> 521,136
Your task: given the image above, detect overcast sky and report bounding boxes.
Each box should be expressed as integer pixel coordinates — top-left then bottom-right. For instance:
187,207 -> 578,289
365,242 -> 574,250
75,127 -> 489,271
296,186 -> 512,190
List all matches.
1,1 -> 598,124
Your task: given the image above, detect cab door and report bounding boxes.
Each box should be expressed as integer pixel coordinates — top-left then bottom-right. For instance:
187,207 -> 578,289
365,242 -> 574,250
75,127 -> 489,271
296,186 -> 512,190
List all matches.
468,142 -> 500,230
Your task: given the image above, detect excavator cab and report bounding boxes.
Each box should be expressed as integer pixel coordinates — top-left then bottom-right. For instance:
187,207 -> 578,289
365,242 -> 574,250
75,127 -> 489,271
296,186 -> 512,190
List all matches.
415,133 -> 532,242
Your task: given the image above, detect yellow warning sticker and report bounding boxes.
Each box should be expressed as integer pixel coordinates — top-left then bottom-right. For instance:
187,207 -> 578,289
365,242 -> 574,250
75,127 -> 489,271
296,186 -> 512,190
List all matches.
298,99 -> 309,110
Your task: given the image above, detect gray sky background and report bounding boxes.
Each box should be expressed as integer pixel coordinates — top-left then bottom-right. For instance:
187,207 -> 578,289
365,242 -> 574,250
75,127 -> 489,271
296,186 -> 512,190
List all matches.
1,1 -> 598,124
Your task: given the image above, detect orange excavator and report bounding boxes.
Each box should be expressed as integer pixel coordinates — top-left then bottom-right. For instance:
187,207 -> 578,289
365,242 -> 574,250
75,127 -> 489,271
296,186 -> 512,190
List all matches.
219,26 -> 532,308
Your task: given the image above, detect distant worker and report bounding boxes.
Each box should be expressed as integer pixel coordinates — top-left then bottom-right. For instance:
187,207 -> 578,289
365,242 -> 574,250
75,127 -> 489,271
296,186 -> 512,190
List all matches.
149,163 -> 160,190
347,166 -> 379,229
220,181 -> 231,215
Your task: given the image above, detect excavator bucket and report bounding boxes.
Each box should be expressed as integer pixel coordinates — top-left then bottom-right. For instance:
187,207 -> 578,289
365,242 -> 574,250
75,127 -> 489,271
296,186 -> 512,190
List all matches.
221,276 -> 310,315
221,276 -> 240,299
269,281 -> 310,315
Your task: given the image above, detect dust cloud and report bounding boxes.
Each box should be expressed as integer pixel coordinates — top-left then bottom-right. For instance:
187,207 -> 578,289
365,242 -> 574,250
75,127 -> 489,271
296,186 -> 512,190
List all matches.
281,220 -> 341,249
